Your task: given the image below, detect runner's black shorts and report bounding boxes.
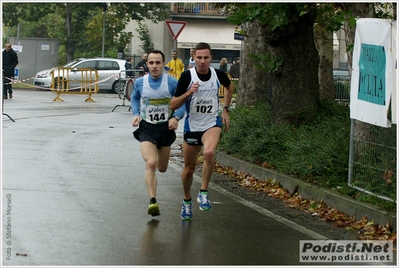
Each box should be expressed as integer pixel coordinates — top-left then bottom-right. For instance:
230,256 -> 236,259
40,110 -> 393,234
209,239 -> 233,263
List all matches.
133,120 -> 176,149
184,126 -> 221,146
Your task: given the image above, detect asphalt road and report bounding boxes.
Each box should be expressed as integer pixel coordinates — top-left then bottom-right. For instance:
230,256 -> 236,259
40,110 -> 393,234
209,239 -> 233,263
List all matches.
1,89 -> 394,266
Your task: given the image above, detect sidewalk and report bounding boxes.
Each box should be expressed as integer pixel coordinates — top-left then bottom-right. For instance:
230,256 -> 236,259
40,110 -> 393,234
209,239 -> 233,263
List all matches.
214,151 -> 397,230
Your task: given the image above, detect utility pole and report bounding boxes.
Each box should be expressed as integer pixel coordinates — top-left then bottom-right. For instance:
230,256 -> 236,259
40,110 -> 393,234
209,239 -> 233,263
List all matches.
101,3 -> 108,57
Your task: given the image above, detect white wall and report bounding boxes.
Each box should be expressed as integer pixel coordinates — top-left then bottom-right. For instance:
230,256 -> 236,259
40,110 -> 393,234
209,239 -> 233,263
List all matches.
125,20 -> 169,55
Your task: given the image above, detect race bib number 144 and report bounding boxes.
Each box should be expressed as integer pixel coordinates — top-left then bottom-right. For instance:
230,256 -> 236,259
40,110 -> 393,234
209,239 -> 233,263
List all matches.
146,105 -> 169,123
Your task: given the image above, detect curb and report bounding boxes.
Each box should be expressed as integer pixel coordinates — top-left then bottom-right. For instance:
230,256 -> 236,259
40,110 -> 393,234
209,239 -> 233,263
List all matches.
215,150 -> 396,231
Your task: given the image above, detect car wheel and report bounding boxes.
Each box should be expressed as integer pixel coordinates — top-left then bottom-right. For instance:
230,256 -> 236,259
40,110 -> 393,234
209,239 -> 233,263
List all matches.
54,77 -> 67,90
112,80 -> 125,94
125,79 -> 134,101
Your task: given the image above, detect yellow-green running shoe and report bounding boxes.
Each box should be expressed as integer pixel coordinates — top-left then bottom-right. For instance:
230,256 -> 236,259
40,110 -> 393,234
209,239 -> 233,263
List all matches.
148,202 -> 160,216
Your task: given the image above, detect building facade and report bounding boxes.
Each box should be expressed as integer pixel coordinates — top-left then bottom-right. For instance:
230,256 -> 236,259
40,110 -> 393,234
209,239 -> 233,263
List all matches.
124,3 -> 348,71
8,37 -> 59,82
124,3 -> 242,67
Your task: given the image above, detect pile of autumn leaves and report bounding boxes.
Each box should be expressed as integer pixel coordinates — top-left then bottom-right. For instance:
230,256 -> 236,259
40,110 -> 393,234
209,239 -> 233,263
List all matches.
210,160 -> 396,247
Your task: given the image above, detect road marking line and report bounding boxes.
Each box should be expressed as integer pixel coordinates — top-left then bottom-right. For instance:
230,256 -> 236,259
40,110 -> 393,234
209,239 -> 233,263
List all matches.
169,161 -> 327,240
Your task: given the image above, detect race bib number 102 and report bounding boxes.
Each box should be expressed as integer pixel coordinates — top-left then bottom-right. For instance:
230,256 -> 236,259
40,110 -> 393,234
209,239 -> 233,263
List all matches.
193,98 -> 216,114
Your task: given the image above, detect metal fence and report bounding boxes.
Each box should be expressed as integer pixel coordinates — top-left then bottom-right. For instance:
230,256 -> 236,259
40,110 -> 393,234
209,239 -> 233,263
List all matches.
348,119 -> 397,202
334,75 -> 350,102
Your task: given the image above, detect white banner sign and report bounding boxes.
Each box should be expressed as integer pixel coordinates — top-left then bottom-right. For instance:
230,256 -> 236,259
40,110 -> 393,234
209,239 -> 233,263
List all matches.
350,18 -> 395,128
391,20 -> 397,124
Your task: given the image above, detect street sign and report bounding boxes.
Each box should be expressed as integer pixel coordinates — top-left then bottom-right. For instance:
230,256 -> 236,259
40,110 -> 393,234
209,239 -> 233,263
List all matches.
14,67 -> 19,81
12,45 -> 22,53
166,20 -> 187,40
234,32 -> 245,41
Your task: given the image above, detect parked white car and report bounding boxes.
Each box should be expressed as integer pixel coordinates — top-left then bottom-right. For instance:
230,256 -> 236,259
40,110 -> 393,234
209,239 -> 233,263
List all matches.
34,59 -> 83,89
34,57 -> 127,93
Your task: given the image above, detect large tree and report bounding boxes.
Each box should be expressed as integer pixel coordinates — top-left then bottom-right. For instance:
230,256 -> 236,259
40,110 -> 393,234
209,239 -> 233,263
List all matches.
313,3 -> 349,100
2,2 -> 169,62
224,3 -> 396,123
337,2 -> 396,79
227,3 -> 320,124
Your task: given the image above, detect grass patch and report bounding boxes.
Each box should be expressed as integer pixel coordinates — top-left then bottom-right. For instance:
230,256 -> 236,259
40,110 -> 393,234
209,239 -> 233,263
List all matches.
218,100 -> 396,212
12,82 -> 35,89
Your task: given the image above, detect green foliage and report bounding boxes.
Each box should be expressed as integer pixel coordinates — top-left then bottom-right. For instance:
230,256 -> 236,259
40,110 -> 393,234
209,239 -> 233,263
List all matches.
226,3 -> 303,30
317,4 -> 356,31
3,3 -> 57,27
115,3 -> 169,23
334,80 -> 350,99
349,124 -> 397,201
2,2 -> 169,61
248,53 -> 283,74
219,104 -> 291,163
136,21 -> 154,54
219,100 -> 396,209
374,3 -> 396,19
230,79 -> 239,94
315,4 -> 347,32
224,3 -> 361,43
353,192 -> 397,211
280,113 -> 350,185
219,100 -> 351,187
346,44 -> 354,53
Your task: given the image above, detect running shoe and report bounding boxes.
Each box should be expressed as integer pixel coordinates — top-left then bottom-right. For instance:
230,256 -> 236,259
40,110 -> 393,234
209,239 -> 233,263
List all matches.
197,191 -> 212,211
148,202 -> 160,217
181,200 -> 193,220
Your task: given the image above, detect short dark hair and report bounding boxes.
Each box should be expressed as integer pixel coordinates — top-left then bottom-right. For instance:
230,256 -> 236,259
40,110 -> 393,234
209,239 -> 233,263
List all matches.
147,50 -> 165,62
195,42 -> 211,52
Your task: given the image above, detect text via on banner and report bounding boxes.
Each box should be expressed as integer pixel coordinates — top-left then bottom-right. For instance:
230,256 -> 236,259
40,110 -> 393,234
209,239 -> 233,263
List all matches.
350,18 -> 396,128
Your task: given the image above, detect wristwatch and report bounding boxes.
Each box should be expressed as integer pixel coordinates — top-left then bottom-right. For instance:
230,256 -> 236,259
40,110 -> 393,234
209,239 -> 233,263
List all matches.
223,106 -> 230,112
174,115 -> 182,121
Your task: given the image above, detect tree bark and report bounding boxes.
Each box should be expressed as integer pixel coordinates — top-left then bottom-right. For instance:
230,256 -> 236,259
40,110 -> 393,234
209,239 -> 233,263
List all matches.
237,4 -> 320,125
314,28 -> 335,100
65,3 -> 76,62
342,3 -> 376,141
236,21 -> 270,107
267,6 -> 320,124
342,3 -> 375,80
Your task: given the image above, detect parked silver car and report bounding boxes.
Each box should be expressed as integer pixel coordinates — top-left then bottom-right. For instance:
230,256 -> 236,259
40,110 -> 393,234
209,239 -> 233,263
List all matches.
34,57 -> 127,93
34,59 -> 83,89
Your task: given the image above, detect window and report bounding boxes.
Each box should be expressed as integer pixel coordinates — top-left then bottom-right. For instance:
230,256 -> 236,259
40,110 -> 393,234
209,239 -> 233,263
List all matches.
98,60 -> 119,71
75,61 -> 96,69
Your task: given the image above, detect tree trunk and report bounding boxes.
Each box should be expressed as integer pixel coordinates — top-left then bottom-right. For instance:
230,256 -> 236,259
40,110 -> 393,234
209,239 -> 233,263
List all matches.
267,6 -> 320,124
314,28 -> 335,100
238,4 -> 320,125
236,21 -> 270,107
342,3 -> 376,141
65,3 -> 76,63
342,3 -> 375,80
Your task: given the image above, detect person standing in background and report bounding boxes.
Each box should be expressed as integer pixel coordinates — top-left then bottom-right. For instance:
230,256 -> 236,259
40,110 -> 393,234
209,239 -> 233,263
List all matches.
2,43 -> 19,99
135,53 -> 149,77
165,50 -> 185,80
188,48 -> 196,69
125,57 -> 134,77
229,57 -> 240,78
219,57 -> 228,73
